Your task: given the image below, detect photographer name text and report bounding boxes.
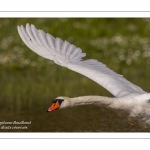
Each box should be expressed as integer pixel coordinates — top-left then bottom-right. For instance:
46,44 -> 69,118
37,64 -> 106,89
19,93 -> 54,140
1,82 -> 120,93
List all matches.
0,121 -> 31,130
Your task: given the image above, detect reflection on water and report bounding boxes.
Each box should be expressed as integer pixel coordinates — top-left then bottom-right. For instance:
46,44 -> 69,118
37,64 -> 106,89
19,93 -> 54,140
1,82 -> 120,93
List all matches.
0,104 -> 146,132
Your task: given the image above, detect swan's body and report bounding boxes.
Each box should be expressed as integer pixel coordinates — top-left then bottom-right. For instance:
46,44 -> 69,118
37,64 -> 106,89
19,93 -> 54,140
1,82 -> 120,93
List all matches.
17,24 -> 150,130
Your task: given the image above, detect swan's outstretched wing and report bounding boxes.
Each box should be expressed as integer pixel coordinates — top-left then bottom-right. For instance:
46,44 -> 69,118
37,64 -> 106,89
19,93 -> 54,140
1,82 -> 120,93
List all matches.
17,24 -> 146,98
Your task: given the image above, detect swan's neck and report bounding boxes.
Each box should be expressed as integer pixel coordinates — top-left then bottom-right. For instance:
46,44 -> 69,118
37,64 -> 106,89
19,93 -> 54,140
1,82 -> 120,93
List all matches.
69,96 -> 115,108
68,96 -> 138,127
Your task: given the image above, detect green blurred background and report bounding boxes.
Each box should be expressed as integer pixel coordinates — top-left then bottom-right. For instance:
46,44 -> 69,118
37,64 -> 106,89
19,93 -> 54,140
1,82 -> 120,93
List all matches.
0,18 -> 150,132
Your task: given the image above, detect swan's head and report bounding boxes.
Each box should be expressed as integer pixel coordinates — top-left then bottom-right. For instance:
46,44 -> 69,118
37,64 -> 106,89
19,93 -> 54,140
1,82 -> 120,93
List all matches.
46,96 -> 71,112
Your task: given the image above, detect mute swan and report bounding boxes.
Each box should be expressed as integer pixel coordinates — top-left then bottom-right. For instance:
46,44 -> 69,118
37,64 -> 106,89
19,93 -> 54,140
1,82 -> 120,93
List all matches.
17,23 -> 150,130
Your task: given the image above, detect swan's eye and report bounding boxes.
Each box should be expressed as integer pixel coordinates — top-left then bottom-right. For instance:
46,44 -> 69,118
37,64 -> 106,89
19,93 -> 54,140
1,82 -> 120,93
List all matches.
57,99 -> 64,105
52,99 -> 57,103
52,99 -> 64,104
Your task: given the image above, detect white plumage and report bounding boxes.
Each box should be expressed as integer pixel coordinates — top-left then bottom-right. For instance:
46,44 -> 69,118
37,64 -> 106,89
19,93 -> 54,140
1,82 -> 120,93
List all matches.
17,23 -> 150,130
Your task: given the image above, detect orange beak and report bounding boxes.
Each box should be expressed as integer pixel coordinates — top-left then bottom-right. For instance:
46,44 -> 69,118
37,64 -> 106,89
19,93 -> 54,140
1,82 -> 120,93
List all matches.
46,101 -> 60,112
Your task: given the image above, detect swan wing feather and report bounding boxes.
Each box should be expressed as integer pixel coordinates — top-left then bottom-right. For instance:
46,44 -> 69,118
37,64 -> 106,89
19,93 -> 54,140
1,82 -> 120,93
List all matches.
17,24 -> 146,98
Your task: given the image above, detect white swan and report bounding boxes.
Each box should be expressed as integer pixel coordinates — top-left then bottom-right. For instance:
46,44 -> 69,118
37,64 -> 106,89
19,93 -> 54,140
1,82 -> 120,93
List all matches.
17,23 -> 150,130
